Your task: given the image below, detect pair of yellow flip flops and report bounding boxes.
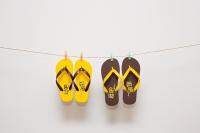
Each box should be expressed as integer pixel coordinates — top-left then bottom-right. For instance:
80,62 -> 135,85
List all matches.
56,57 -> 92,103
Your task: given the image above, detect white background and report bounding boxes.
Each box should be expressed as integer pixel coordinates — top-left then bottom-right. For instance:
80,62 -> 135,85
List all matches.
0,0 -> 200,133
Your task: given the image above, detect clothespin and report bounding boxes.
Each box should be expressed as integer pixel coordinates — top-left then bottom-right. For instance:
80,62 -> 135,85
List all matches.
128,51 -> 132,60
110,54 -> 113,61
64,51 -> 68,60
80,52 -> 83,61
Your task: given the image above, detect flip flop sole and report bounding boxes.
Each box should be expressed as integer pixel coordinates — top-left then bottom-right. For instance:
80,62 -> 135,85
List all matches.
122,57 -> 140,105
101,59 -> 120,106
56,58 -> 73,102
74,59 -> 92,103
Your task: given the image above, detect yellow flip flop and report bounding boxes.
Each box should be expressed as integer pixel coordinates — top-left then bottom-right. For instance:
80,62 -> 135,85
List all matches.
74,59 -> 92,103
56,58 -> 73,102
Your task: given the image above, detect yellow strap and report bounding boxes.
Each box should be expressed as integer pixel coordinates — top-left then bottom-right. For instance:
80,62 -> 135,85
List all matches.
122,66 -> 141,92
103,67 -> 122,93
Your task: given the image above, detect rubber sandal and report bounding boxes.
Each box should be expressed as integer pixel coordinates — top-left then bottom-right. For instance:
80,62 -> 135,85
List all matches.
73,59 -> 92,103
101,58 -> 122,106
122,57 -> 141,105
56,58 -> 73,102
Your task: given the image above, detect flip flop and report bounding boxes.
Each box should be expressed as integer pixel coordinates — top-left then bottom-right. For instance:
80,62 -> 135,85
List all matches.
74,59 -> 92,103
122,57 -> 141,105
101,58 -> 122,106
56,58 -> 74,102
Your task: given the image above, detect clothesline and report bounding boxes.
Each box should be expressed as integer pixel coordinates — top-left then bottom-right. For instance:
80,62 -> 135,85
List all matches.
0,44 -> 200,59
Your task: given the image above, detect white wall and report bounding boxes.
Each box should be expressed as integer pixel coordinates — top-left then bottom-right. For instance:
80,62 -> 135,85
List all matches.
0,0 -> 200,133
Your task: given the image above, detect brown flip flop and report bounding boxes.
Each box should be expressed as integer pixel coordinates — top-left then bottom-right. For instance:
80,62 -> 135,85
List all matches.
101,58 -> 121,106
122,57 -> 141,105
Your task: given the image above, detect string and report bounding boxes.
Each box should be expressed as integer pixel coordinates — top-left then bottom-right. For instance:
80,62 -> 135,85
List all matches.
0,44 -> 200,59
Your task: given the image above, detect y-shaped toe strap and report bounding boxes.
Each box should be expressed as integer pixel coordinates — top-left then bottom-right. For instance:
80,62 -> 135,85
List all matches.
56,67 -> 73,91
103,67 -> 122,93
73,67 -> 91,92
122,66 -> 141,92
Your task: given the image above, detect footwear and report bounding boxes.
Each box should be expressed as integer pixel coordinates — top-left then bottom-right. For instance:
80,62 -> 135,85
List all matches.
56,58 -> 74,102
122,57 -> 141,105
101,58 -> 122,106
74,59 -> 92,103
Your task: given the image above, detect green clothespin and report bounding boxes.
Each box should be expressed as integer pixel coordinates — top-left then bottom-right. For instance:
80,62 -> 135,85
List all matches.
128,51 -> 132,60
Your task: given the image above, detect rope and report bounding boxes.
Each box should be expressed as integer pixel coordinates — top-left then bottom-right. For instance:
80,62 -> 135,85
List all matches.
0,44 -> 200,59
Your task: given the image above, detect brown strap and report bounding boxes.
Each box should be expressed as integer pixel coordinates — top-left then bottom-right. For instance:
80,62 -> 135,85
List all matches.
73,67 -> 91,92
56,67 -> 73,91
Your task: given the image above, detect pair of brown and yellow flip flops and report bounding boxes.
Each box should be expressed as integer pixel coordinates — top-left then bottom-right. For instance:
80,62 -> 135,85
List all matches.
56,57 -> 92,103
101,57 -> 141,106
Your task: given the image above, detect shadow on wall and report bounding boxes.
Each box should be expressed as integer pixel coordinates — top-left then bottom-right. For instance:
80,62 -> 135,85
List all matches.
57,102 -> 138,124
55,86 -> 140,124
104,103 -> 138,124
57,99 -> 88,122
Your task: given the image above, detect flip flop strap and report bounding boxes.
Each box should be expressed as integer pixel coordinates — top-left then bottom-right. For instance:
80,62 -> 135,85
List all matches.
103,67 -> 122,93
56,67 -> 73,91
73,67 -> 91,92
122,66 -> 141,92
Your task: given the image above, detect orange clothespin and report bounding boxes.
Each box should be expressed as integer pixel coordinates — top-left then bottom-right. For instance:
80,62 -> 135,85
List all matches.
80,52 -> 83,61
64,51 -> 68,60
